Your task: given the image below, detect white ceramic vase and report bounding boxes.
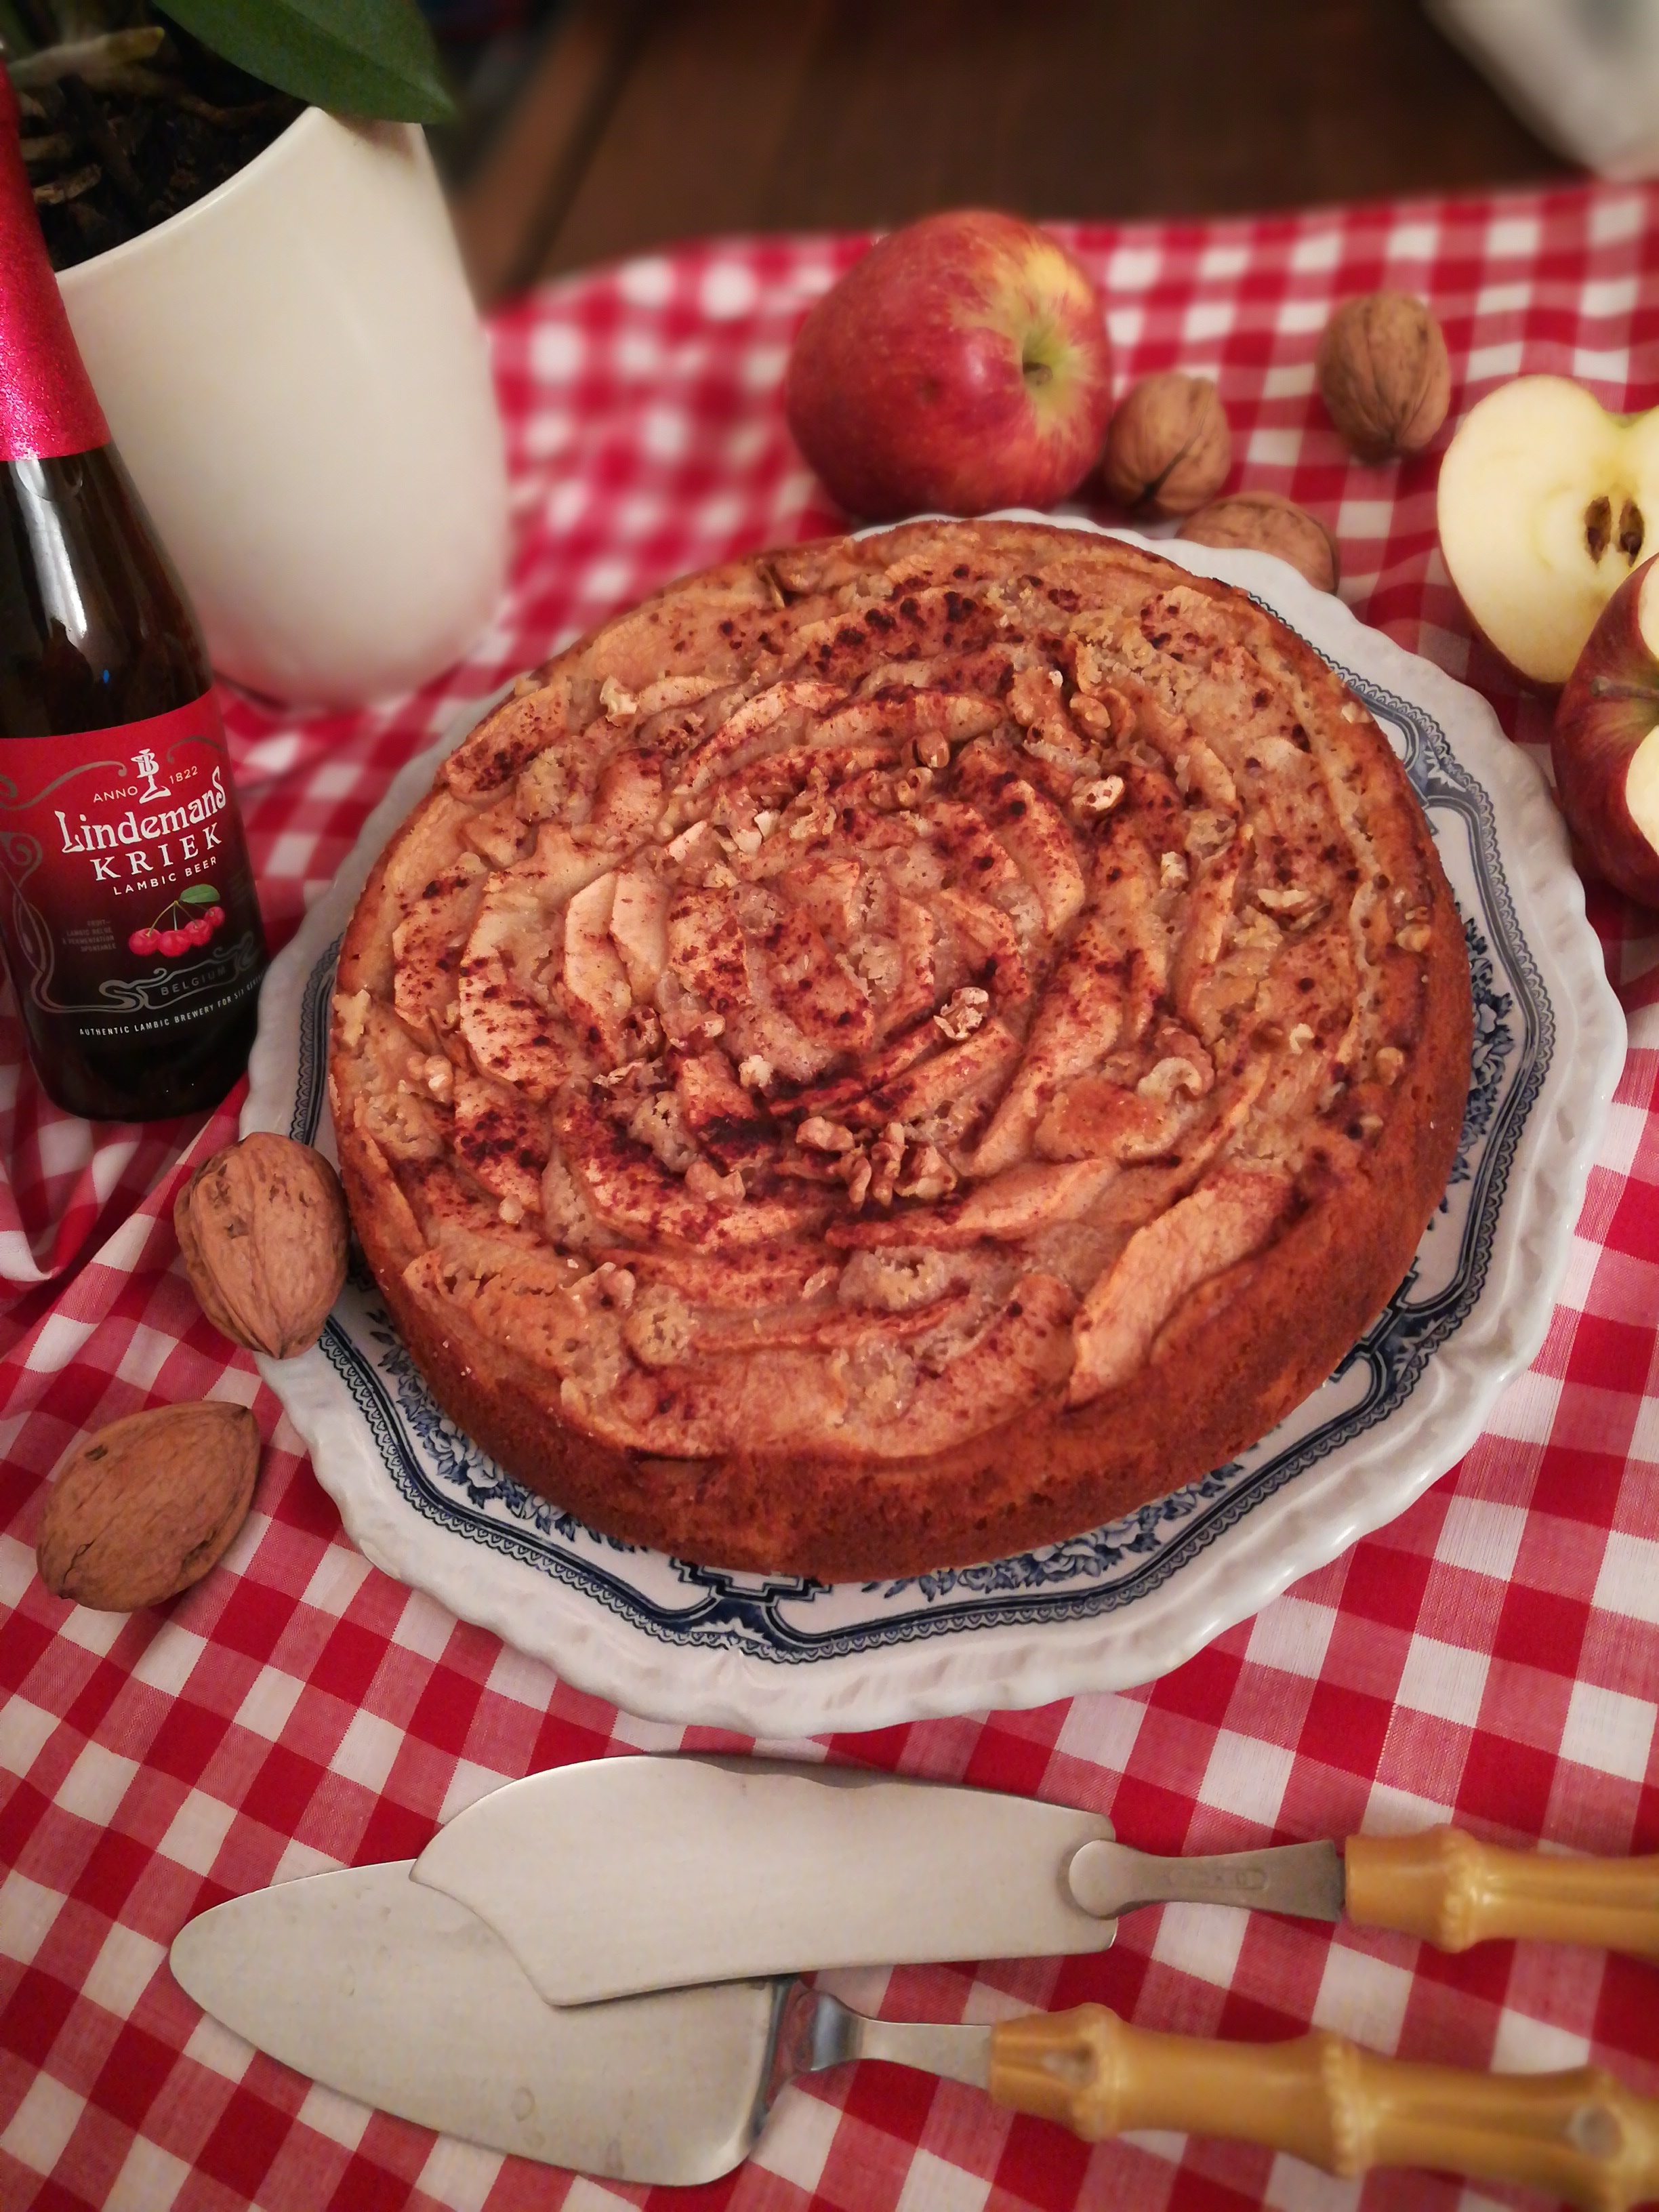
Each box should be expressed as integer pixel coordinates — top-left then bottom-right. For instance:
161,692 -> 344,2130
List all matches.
57,107 -> 509,710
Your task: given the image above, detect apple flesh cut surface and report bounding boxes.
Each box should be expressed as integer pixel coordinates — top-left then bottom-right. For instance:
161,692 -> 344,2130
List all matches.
1437,375 -> 1659,687
1553,554 -> 1659,907
783,209 -> 1113,520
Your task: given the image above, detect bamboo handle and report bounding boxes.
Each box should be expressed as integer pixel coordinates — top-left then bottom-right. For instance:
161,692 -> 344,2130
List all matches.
986,2007 -> 1659,2209
1345,1828 -> 1659,1960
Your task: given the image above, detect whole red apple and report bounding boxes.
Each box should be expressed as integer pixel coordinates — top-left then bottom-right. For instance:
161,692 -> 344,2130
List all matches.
784,210 -> 1113,520
1553,552 -> 1659,906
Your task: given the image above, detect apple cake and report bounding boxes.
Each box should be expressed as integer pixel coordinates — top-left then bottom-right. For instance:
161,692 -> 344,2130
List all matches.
328,518 -> 1472,1580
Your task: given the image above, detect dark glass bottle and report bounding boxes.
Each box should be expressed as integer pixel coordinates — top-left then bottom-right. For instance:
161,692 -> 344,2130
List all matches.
0,71 -> 267,1120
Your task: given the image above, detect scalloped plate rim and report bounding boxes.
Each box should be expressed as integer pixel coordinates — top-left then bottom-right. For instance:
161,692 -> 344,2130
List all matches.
244,513 -> 1625,1732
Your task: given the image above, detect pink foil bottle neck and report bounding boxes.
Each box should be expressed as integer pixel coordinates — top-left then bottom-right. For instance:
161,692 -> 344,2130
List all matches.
0,66 -> 109,463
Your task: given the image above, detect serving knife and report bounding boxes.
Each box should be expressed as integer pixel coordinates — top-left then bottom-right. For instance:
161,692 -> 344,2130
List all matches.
169,1862 -> 1659,2203
412,1755 -> 1659,2005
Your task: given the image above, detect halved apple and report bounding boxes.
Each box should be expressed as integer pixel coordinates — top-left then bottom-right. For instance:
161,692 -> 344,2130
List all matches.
1437,375 -> 1659,686
1553,553 -> 1659,907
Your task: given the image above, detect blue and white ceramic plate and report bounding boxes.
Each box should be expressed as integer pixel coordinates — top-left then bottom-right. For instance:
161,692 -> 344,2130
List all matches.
246,521 -> 1625,1735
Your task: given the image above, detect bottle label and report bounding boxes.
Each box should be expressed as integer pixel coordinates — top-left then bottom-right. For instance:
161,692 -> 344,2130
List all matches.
0,695 -> 265,1045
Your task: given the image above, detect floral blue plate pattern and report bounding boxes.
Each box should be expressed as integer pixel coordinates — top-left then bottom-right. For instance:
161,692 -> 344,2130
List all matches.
245,523 -> 1625,1734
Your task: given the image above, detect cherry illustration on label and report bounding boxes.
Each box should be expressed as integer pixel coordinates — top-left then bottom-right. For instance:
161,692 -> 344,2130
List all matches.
127,884 -> 223,959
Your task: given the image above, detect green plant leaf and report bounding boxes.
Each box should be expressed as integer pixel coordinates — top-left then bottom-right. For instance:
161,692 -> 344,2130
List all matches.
180,884 -> 219,904
157,0 -> 456,123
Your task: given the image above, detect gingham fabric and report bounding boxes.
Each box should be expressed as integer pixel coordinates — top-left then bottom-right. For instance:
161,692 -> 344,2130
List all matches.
3,185 -> 1658,2212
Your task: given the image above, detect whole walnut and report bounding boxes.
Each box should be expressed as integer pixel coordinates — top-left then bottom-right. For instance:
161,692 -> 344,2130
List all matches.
175,1132 -> 348,1359
1181,490 -> 1341,593
1101,372 -> 1231,516
1316,292 -> 1450,463
37,1403 -> 260,1612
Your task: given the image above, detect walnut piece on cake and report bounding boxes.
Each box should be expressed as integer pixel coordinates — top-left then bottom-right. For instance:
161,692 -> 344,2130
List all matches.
329,519 -> 1473,1580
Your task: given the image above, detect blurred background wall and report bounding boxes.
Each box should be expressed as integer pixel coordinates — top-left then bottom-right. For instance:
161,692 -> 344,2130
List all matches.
419,0 -> 1594,306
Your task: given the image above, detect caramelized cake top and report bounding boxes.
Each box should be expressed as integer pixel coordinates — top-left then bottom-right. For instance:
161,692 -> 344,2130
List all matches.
330,520 -> 1467,1540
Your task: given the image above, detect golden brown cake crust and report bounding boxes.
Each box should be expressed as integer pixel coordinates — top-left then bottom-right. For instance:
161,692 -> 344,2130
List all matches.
328,520 -> 1472,1580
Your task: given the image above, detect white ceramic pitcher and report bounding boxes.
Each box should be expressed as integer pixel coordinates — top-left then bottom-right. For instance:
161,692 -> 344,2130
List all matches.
58,106 -> 509,710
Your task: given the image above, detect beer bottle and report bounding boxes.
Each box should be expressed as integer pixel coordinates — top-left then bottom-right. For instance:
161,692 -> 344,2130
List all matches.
0,68 -> 266,1120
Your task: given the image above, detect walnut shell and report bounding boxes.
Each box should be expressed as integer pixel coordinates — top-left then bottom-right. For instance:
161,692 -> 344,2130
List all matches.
1101,372 -> 1231,516
37,1403 -> 260,1612
1316,292 -> 1451,464
1180,490 -> 1341,593
176,1132 -> 348,1359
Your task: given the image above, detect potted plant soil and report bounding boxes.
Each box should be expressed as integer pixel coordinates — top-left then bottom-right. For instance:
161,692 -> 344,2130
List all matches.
3,3 -> 509,707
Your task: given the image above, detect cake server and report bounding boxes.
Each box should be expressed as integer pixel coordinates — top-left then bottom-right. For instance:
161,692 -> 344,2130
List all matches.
412,1755 -> 1659,2005
169,1860 -> 1659,2203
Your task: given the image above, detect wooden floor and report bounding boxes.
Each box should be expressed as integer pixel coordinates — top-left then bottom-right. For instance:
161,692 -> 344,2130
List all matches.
452,0 -> 1573,306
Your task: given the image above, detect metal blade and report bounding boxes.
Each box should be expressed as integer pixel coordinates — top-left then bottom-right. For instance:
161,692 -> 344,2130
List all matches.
169,1861 -> 785,2185
413,1755 -> 1119,2005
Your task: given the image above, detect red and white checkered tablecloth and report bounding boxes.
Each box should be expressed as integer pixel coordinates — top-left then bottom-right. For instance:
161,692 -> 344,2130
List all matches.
3,183 -> 1658,2212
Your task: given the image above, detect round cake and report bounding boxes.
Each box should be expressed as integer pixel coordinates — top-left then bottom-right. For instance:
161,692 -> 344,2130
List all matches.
328,518 -> 1472,1579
